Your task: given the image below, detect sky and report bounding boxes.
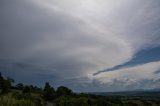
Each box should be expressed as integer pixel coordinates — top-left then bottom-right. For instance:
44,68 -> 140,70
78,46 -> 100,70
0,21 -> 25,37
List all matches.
0,0 -> 160,92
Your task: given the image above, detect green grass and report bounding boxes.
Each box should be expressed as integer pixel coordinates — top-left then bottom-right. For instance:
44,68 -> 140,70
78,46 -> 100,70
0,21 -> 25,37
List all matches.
0,95 -> 35,106
1,90 -> 160,106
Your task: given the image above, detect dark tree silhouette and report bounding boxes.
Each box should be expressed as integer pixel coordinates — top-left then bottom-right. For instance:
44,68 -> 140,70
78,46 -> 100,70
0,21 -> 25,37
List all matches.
22,86 -> 31,93
16,83 -> 24,90
0,72 -> 11,94
43,82 -> 55,101
56,86 -> 72,96
44,82 -> 50,91
0,72 -> 3,80
0,78 -> 11,94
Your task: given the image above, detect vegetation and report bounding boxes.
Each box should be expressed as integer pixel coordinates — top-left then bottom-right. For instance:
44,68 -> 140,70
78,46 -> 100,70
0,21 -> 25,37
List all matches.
0,72 -> 12,94
56,86 -> 72,97
0,72 -> 160,106
43,82 -> 56,101
0,95 -> 35,106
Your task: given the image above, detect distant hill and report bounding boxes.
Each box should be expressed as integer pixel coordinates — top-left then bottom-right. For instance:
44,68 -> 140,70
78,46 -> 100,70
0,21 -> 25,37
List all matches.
88,90 -> 160,97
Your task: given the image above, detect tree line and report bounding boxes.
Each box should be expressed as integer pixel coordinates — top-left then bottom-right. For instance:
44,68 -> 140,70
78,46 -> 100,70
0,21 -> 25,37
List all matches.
0,72 -> 72,101
1,72 -> 160,106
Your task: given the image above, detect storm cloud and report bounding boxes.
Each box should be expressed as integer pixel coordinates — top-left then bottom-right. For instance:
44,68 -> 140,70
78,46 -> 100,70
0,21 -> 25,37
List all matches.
0,0 -> 160,91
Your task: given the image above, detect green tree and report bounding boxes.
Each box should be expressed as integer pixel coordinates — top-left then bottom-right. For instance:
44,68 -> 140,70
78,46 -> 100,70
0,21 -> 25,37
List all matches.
56,86 -> 72,96
23,86 -> 31,93
0,79 -> 11,94
0,72 -> 3,80
0,72 -> 12,94
43,82 -> 55,101
0,72 -> 3,90
16,83 -> 24,90
44,82 -> 50,91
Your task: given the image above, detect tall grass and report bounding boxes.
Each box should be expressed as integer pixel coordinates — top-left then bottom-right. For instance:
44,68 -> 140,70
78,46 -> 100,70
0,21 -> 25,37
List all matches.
0,95 -> 35,106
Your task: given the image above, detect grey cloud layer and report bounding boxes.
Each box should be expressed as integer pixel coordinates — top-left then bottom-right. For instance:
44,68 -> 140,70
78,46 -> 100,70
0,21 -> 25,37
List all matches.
0,0 -> 160,91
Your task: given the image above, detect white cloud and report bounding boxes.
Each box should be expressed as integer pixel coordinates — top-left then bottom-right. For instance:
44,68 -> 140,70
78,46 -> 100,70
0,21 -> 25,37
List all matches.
93,61 -> 160,90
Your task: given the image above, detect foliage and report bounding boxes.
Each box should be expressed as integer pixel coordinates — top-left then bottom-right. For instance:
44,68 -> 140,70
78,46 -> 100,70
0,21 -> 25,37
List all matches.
23,85 -> 31,93
0,75 -> 11,94
55,96 -> 160,106
55,96 -> 93,106
0,72 -> 3,80
56,86 -> 72,97
43,82 -> 56,101
12,91 -> 34,100
15,83 -> 24,90
0,95 -> 35,106
1,72 -> 160,106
